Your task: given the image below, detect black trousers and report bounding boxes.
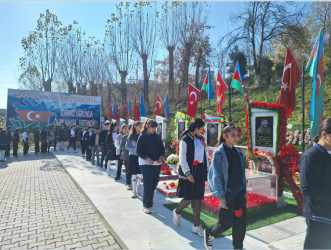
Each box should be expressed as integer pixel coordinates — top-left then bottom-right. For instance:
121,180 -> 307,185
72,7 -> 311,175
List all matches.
116,159 -> 131,184
304,216 -> 331,249
100,146 -> 107,167
80,141 -> 86,155
34,141 -> 40,153
13,143 -> 18,156
209,193 -> 247,249
5,143 -> 10,157
140,165 -> 161,208
41,141 -> 48,153
23,141 -> 29,155
68,137 -> 76,150
86,146 -> 92,160
48,139 -> 56,151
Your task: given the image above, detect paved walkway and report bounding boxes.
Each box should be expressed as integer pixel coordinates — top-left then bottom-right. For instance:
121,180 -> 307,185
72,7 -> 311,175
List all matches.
0,152 -> 120,250
54,150 -> 306,250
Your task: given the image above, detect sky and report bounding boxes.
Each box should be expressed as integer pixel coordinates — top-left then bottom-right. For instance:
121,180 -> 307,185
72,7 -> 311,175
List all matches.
0,1 -> 248,109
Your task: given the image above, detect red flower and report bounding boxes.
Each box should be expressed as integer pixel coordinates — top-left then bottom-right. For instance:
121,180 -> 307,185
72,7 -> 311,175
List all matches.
169,182 -> 176,188
193,160 -> 200,166
253,148 -> 259,152
165,186 -> 169,190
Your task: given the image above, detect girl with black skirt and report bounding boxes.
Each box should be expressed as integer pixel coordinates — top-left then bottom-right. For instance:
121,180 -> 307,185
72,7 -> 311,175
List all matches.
126,121 -> 143,198
173,118 -> 208,237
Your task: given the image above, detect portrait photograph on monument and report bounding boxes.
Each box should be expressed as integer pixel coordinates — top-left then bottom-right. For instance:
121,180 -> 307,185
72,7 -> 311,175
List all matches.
177,121 -> 185,140
255,116 -> 273,147
207,123 -> 219,147
156,123 -> 162,138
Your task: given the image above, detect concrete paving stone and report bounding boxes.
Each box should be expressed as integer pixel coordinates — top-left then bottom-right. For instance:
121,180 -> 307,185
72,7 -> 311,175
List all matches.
72,236 -> 89,244
64,241 -> 83,249
55,239 -> 74,248
1,242 -> 20,249
28,240 -> 47,249
81,238 -> 99,247
268,232 -> 306,250
91,240 -> 110,250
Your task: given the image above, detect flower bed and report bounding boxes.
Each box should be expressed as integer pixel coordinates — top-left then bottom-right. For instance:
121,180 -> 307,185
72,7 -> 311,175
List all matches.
156,180 -> 178,196
201,191 -> 277,216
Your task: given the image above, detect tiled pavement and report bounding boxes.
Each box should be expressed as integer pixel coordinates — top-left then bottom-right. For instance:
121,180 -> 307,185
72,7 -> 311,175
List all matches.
0,153 -> 120,250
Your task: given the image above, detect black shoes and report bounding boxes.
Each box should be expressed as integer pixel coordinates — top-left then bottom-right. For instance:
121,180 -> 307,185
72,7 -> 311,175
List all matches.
204,228 -> 214,250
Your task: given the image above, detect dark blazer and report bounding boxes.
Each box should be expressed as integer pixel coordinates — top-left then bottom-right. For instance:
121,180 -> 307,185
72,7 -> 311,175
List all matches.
0,132 -> 8,150
89,133 -> 100,147
12,132 -> 20,144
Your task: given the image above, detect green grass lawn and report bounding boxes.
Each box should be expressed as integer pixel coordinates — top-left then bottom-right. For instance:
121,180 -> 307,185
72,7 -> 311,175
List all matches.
164,198 -> 301,238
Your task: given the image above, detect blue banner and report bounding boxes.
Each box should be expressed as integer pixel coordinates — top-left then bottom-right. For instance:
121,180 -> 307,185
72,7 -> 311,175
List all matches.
6,89 -> 101,130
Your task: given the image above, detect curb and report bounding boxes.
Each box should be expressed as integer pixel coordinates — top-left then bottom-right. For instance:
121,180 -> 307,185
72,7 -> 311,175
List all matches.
52,153 -> 128,250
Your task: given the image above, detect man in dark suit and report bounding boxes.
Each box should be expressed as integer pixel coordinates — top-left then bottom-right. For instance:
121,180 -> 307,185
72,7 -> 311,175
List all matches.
78,125 -> 87,158
99,120 -> 110,168
34,127 -> 40,153
84,127 -> 93,161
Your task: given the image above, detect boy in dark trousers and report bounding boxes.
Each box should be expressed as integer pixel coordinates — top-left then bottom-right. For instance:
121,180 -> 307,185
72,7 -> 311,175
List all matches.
84,127 -> 93,161
34,127 -> 40,153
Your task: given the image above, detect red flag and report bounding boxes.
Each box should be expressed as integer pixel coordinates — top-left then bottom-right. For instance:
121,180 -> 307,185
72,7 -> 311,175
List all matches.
154,95 -> 163,118
216,71 -> 228,114
187,83 -> 200,118
122,101 -> 128,119
133,95 -> 140,121
109,106 -> 113,119
278,47 -> 301,118
115,103 -> 120,120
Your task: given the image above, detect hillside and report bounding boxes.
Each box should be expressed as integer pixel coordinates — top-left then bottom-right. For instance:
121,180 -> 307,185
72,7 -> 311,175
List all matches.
165,76 -> 331,153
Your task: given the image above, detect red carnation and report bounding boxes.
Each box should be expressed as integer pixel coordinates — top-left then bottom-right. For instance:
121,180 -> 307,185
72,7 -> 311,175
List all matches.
165,186 -> 169,190
193,160 -> 200,166
235,208 -> 243,218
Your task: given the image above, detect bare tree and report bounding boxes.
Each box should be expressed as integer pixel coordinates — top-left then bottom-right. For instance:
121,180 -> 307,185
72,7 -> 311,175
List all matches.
130,2 -> 158,115
83,37 -> 105,97
105,2 -> 135,101
220,2 -> 304,84
57,21 -> 87,94
20,9 -> 63,92
160,2 -> 181,102
177,2 -> 209,101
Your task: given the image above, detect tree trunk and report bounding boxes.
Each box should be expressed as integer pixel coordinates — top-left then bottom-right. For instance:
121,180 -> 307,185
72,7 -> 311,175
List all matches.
180,42 -> 192,103
67,80 -> 76,94
107,82 -> 112,119
90,81 -> 98,96
43,78 -> 52,92
168,46 -> 175,102
195,48 -> 202,89
142,54 -> 151,115
119,70 -> 127,101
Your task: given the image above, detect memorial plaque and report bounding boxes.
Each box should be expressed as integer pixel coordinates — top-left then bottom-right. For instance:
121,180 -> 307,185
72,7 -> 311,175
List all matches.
255,116 -> 273,147
207,123 -> 219,147
156,122 -> 162,138
177,121 -> 186,140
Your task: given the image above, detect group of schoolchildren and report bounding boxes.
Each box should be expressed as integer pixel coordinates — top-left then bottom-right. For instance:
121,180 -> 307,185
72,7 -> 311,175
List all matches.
1,115 -> 330,249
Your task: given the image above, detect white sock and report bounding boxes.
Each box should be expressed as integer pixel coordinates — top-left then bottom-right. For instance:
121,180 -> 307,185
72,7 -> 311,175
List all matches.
136,174 -> 143,193
132,175 -> 137,194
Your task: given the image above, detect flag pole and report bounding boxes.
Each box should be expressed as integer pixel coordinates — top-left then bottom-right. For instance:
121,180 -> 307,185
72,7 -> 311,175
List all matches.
229,81 -> 232,120
302,66 -> 305,153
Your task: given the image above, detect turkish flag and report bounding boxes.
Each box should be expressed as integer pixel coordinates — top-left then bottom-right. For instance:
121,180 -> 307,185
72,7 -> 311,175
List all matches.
278,47 -> 302,118
216,72 -> 228,114
133,95 -> 140,121
15,110 -> 56,122
122,101 -> 128,119
115,103 -> 121,120
187,83 -> 200,118
154,95 -> 163,118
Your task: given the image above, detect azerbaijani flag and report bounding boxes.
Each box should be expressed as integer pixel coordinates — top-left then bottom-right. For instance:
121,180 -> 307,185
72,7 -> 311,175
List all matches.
232,62 -> 249,103
202,70 -> 214,102
306,29 -> 324,138
111,101 -> 116,119
140,94 -> 146,117
165,95 -> 170,121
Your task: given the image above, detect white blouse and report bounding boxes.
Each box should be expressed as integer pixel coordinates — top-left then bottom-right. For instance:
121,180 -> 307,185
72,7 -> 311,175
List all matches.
179,135 -> 208,175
